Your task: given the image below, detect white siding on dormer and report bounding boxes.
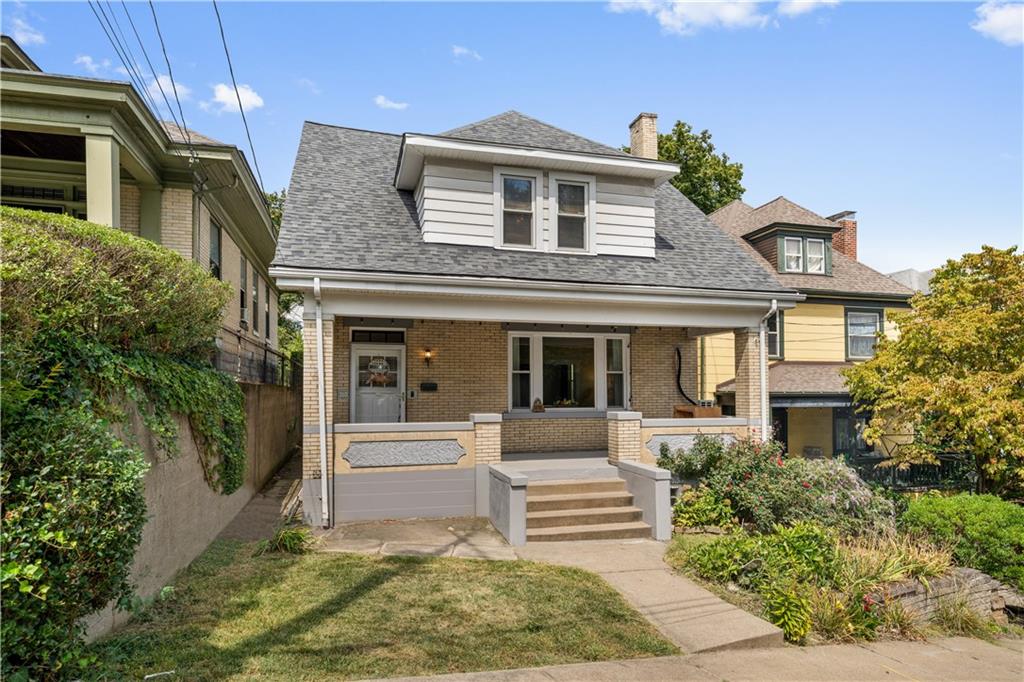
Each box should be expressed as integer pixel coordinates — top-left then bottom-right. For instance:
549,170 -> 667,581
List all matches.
415,160 -> 657,258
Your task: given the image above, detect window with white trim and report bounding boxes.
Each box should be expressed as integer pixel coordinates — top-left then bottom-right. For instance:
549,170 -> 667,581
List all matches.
500,175 -> 534,247
847,310 -> 881,359
806,238 -> 825,274
784,237 -> 803,272
766,311 -> 782,359
508,332 -> 629,411
555,181 -> 587,251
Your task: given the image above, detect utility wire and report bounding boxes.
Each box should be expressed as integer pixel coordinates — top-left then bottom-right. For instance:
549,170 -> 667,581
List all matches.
211,0 -> 265,193
95,1 -> 165,123
87,1 -> 158,115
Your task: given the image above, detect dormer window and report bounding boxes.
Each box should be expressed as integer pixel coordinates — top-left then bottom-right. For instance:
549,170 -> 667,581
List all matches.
501,175 -> 535,247
806,239 -> 825,274
556,182 -> 587,250
784,237 -> 803,272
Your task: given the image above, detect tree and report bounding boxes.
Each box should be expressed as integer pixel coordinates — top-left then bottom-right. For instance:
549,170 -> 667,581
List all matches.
657,121 -> 745,214
265,190 -> 302,360
844,246 -> 1024,495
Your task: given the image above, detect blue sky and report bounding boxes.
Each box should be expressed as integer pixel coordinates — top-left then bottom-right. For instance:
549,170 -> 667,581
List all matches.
5,1 -> 1022,273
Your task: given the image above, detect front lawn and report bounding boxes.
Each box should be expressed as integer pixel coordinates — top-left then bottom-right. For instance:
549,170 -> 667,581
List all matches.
91,541 -> 675,680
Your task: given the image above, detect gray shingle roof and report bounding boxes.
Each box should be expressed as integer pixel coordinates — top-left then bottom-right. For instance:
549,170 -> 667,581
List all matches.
709,199 -> 914,299
161,121 -> 224,146
441,111 -> 629,157
274,119 -> 792,294
717,361 -> 855,395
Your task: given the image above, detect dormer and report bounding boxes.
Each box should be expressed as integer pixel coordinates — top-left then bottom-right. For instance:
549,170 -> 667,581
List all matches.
393,112 -> 679,259
744,222 -> 839,276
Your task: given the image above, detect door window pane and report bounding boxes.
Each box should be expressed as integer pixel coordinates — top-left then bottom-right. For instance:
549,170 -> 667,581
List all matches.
359,355 -> 398,387
542,337 -> 595,407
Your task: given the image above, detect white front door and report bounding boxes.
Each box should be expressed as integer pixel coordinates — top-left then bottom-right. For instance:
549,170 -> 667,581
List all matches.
351,345 -> 405,423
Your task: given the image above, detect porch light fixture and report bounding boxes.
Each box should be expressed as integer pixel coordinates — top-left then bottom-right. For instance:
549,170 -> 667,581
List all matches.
424,348 -> 433,366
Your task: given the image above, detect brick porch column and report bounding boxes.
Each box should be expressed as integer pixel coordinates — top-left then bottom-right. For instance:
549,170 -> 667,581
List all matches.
302,314 -> 334,525
733,327 -> 764,439
607,411 -> 642,464
471,413 -> 502,464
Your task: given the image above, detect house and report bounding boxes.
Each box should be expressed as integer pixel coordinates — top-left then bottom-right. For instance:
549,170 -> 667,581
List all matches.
888,267 -> 935,294
0,35 -> 282,382
273,110 -> 804,540
707,197 -> 914,460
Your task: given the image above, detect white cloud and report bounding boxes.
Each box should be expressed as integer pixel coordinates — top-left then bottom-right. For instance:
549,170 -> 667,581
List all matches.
148,74 -> 191,103
971,1 -> 1024,46
608,1 -> 770,35
374,94 -> 409,110
201,83 -> 265,114
296,77 -> 322,95
777,1 -> 839,17
74,54 -> 111,74
10,16 -> 45,46
452,44 -> 482,61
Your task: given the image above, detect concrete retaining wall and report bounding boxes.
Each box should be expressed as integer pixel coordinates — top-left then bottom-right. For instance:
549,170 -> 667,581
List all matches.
617,460 -> 672,540
85,382 -> 300,640
335,468 -> 476,521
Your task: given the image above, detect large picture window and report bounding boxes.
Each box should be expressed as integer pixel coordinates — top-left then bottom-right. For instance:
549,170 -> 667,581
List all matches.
508,332 -> 628,411
847,310 -> 881,359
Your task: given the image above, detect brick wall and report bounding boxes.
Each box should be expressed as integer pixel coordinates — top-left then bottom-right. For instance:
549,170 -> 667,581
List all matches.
119,184 -> 140,236
607,414 -> 641,463
160,187 -> 193,259
733,328 -> 763,431
833,218 -> 858,260
631,327 -> 695,418
303,317 -> 334,480
501,418 -> 606,453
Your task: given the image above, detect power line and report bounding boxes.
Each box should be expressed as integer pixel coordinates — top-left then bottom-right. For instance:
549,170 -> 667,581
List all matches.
87,1 -> 161,117
211,0 -> 265,193
116,0 -> 184,137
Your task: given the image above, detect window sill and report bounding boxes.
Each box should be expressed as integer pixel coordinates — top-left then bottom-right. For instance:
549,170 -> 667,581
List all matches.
503,409 -> 607,420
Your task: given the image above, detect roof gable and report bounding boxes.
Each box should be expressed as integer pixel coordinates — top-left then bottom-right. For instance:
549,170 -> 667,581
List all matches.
441,111 -> 628,157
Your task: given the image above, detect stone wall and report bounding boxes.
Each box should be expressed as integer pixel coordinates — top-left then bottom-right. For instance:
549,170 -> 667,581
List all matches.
872,568 -> 1024,625
85,381 -> 301,640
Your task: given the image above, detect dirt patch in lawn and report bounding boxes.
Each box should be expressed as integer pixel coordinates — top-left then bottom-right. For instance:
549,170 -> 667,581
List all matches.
91,540 -> 676,680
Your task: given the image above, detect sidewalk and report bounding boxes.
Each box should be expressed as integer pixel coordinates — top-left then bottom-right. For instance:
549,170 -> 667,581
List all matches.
516,538 -> 783,652
383,636 -> 1024,681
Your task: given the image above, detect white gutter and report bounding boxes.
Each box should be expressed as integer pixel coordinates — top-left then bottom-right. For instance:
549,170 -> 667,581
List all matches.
759,299 -> 778,442
313,277 -> 329,526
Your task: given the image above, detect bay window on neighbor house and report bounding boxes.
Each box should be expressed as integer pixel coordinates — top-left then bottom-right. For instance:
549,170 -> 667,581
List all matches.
508,333 -> 629,411
846,309 -> 881,360
209,221 -> 222,280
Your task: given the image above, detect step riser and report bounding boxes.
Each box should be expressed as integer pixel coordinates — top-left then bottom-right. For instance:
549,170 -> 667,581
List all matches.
527,481 -> 626,497
527,495 -> 634,512
527,509 -> 643,529
527,526 -> 652,542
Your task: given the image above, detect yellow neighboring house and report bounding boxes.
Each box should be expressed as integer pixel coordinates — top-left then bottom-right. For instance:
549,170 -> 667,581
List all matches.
706,197 -> 913,460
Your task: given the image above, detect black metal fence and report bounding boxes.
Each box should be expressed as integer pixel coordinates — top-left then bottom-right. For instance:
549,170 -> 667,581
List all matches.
846,452 -> 975,491
214,330 -> 301,388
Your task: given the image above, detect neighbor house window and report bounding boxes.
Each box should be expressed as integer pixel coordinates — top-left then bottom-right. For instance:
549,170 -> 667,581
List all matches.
501,176 -> 534,247
806,239 -> 825,274
511,336 -> 531,409
239,255 -> 248,328
265,283 -> 271,339
847,310 -> 881,359
209,222 -> 222,279
784,237 -> 803,272
252,268 -> 259,335
555,182 -> 587,250
508,333 -> 628,411
767,311 -> 782,359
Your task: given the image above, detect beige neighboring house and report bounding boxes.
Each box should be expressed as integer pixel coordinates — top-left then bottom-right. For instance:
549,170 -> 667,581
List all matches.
273,110 -> 805,541
1,36 -> 281,382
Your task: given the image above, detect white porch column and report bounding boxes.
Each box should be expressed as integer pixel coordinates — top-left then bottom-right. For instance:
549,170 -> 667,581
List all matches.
301,312 -> 335,526
733,328 -> 765,439
85,134 -> 121,228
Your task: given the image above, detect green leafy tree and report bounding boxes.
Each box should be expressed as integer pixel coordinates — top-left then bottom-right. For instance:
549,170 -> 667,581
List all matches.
265,190 -> 303,360
657,121 -> 745,214
844,246 -> 1024,495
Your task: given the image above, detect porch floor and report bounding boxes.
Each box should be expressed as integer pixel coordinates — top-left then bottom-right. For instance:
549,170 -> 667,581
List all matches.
500,451 -> 616,481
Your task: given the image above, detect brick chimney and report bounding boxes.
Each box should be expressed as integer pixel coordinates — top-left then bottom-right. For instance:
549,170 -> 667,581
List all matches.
629,112 -> 658,160
827,210 -> 858,261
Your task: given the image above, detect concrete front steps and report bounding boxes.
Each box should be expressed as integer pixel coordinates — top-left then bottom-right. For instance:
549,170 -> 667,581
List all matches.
526,478 -> 651,542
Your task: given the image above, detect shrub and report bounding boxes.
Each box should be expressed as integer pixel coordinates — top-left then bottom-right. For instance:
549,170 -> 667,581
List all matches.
1,407 -> 148,678
658,434 -> 727,480
255,526 -> 315,556
900,493 -> 1024,590
672,486 -> 733,530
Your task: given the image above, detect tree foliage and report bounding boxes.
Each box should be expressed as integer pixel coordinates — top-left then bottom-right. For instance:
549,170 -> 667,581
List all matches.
265,188 -> 286,237
265,189 -> 303,359
844,246 -> 1024,495
657,120 -> 745,214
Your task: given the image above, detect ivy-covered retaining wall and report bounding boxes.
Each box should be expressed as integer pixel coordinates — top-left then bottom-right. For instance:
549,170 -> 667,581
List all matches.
85,382 -> 300,638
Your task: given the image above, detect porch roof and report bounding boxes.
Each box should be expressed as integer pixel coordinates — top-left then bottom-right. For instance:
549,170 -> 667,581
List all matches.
717,361 -> 855,396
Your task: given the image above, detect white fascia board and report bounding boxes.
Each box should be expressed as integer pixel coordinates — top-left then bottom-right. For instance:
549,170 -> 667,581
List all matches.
395,134 -> 679,190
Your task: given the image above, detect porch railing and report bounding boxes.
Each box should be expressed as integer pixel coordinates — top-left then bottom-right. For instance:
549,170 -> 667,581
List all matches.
214,327 -> 301,388
846,452 -> 975,491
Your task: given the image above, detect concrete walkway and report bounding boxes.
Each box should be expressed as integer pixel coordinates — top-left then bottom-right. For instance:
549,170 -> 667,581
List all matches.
218,451 -> 302,541
516,538 -> 783,652
383,636 -> 1024,681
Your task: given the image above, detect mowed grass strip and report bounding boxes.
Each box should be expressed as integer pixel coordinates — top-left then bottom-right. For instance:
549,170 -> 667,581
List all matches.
91,541 -> 676,680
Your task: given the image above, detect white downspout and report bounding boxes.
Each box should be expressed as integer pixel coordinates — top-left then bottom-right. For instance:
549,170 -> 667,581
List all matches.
759,299 -> 778,442
314,277 -> 329,526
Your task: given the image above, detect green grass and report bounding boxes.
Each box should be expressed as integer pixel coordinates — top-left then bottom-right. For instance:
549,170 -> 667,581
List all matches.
90,541 -> 676,680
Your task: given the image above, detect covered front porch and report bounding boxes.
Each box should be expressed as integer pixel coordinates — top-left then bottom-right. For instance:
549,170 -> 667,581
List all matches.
276,267 -> 798,535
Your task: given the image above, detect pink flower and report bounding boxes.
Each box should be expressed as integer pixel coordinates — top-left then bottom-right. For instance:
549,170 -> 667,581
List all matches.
801,481 -> 811,489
